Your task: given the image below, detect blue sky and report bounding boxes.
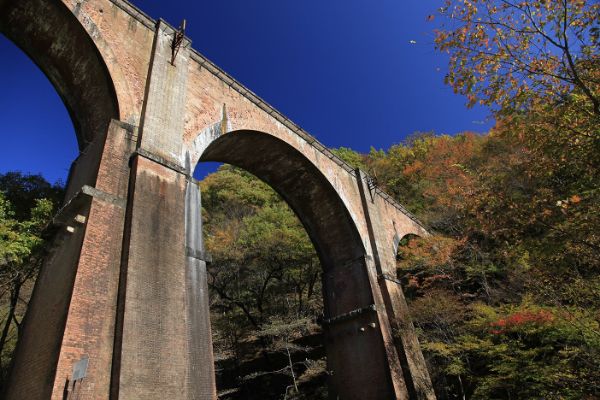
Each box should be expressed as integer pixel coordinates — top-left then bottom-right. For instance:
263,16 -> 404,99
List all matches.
0,0 -> 493,184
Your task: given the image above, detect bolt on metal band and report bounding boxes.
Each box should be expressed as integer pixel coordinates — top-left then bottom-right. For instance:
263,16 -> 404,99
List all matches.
322,304 -> 377,325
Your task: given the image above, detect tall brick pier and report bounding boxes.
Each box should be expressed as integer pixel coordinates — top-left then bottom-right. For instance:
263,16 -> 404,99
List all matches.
0,0 -> 436,398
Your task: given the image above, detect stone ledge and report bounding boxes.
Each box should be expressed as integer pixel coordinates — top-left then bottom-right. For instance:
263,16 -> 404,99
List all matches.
132,148 -> 189,177
185,246 -> 212,263
54,185 -> 126,225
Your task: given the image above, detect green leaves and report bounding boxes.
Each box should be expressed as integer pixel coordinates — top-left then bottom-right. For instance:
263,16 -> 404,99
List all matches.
201,165 -> 325,397
0,172 -> 63,221
330,147 -> 367,170
0,195 -> 52,269
0,174 -> 61,385
417,300 -> 600,399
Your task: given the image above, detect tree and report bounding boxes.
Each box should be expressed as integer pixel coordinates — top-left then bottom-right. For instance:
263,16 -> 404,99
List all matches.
0,172 -> 62,386
330,147 -> 367,170
0,172 -> 64,220
364,120 -> 600,397
201,165 -> 326,399
366,132 -> 485,231
202,167 -> 320,329
257,316 -> 323,399
0,198 -> 53,382
435,0 -> 600,115
420,301 -> 600,399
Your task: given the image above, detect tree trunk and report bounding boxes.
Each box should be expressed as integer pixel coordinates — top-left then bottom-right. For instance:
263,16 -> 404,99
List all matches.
0,279 -> 22,366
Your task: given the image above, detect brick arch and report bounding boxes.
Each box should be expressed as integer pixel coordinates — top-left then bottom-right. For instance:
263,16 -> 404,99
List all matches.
199,129 -> 366,269
0,0 -> 119,149
393,232 -> 423,259
197,129 -> 402,398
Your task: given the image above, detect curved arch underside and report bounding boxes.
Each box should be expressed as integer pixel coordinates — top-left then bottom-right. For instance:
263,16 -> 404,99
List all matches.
0,0 -> 119,149
199,130 -> 365,270
199,130 -> 403,399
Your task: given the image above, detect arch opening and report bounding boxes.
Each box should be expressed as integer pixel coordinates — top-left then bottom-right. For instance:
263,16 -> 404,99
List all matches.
196,130 -> 397,399
199,164 -> 327,398
0,2 -> 121,396
0,35 -> 77,185
0,0 -> 120,149
0,36 -> 74,386
199,130 -> 366,271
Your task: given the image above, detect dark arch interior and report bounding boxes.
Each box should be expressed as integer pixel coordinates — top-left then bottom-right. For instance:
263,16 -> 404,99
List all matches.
199,130 -> 365,271
0,0 -> 119,149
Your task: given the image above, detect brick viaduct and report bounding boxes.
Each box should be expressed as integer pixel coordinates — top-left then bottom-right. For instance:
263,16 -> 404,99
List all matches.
0,0 -> 436,398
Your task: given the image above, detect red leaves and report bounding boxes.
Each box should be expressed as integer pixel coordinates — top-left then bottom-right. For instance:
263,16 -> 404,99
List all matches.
489,309 -> 554,334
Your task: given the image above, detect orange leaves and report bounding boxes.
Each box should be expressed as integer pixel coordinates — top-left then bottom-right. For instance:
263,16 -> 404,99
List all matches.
570,194 -> 582,204
422,273 -> 453,288
556,194 -> 583,210
407,276 -> 420,289
402,160 -> 424,177
405,134 -> 480,205
397,235 -> 463,274
434,0 -> 600,113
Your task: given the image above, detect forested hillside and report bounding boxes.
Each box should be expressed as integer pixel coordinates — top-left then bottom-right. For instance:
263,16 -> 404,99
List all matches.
201,112 -> 598,399
365,123 -> 599,398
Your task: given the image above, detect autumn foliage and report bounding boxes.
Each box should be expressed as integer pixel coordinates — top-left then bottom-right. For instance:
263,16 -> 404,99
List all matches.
434,0 -> 600,115
358,120 -> 600,398
489,309 -> 554,335
338,1 -> 600,397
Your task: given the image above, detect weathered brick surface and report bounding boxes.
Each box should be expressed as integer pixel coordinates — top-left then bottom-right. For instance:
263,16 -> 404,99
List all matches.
357,171 -> 435,399
138,20 -> 190,163
50,199 -> 125,400
49,120 -> 136,400
63,0 -> 154,123
2,0 -> 435,398
3,218 -> 89,400
94,120 -> 138,197
116,156 -> 189,399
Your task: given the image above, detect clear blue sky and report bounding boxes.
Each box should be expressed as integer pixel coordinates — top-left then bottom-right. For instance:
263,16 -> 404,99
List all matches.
0,0 -> 493,184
